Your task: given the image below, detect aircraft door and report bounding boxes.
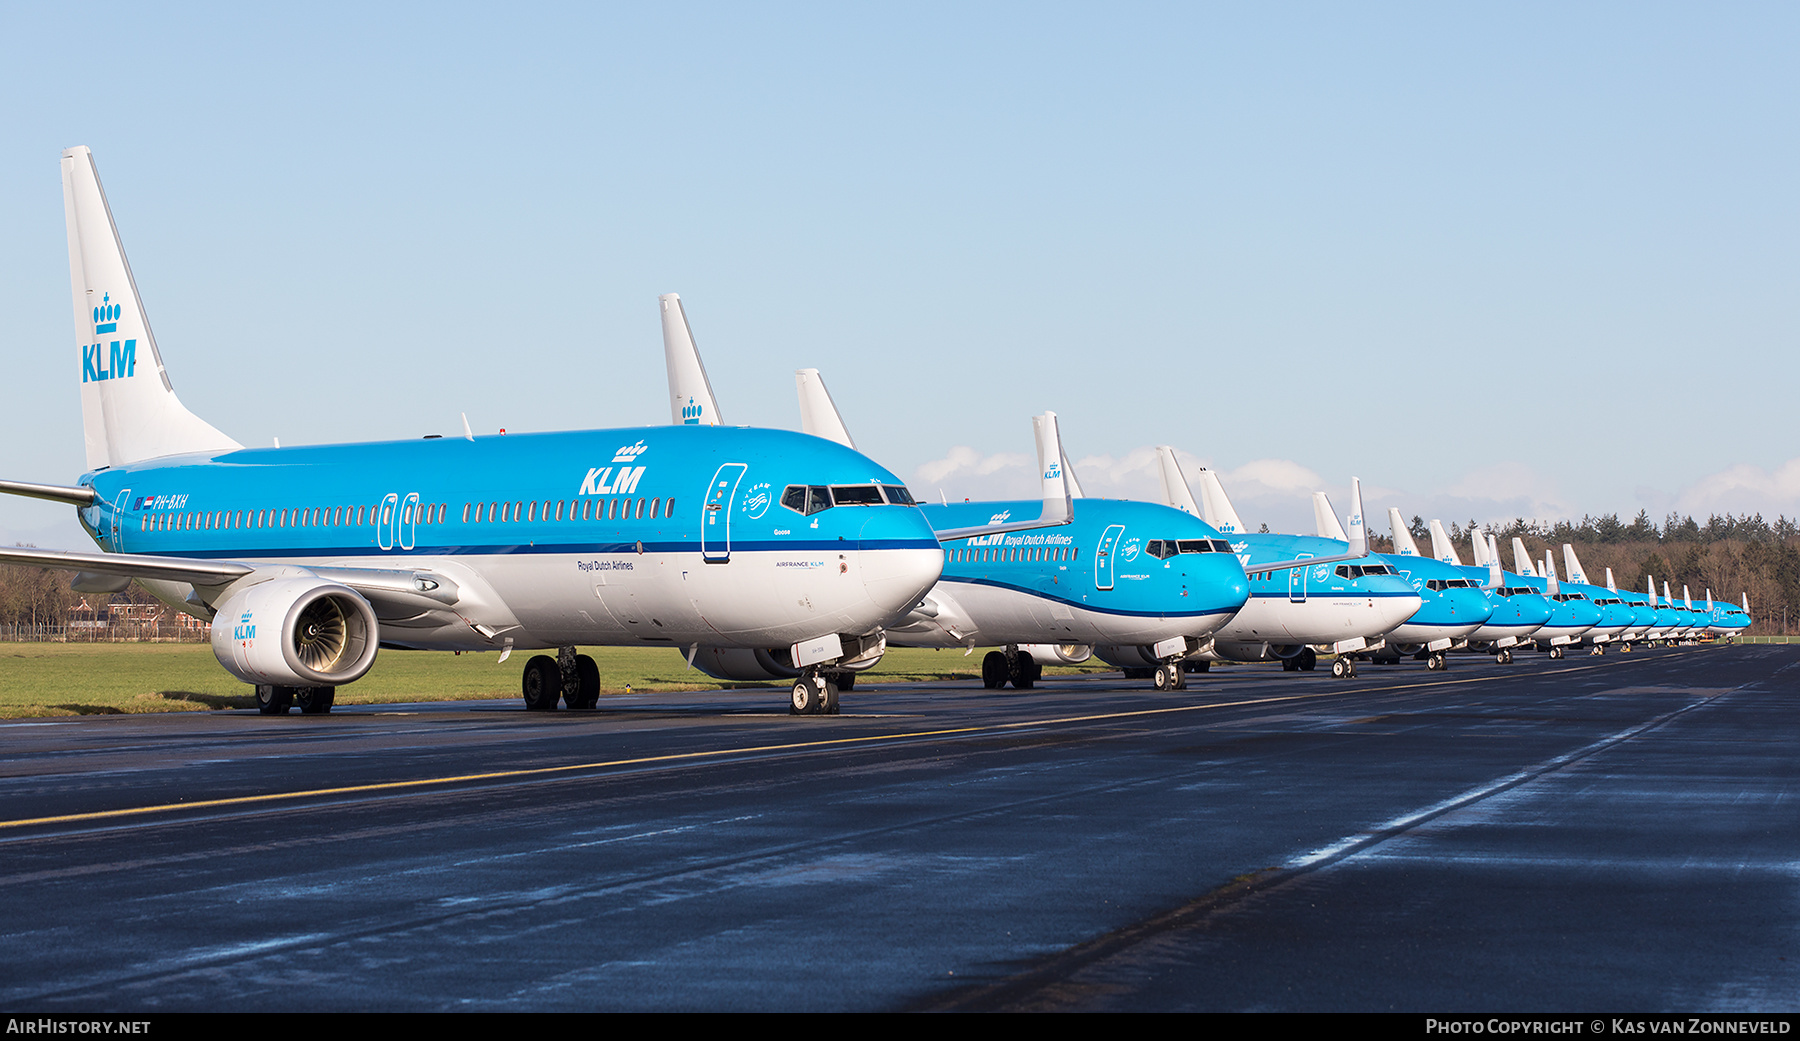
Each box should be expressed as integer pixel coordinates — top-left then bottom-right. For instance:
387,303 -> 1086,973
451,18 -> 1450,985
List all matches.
399,492 -> 420,550
109,488 -> 131,551
1289,553 -> 1313,603
378,493 -> 398,551
702,463 -> 748,563
1094,524 -> 1125,591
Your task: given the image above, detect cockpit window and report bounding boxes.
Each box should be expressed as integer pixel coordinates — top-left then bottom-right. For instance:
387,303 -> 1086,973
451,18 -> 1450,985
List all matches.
1148,539 -> 1233,560
879,485 -> 917,506
781,485 -> 832,516
829,485 -> 884,506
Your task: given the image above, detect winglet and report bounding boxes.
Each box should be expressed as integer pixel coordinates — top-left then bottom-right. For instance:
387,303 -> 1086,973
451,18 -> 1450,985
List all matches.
660,293 -> 723,427
795,368 -> 855,448
1345,478 -> 1367,557
1155,446 -> 1203,518
1033,412 -> 1073,527
1312,492 -> 1348,540
1428,520 -> 1464,565
1387,509 -> 1421,557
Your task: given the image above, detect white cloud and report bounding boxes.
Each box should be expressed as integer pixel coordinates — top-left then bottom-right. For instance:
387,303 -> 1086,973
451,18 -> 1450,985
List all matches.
1671,459 -> 1800,520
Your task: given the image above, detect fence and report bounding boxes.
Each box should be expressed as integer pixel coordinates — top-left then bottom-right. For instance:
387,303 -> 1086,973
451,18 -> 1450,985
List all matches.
0,621 -> 212,643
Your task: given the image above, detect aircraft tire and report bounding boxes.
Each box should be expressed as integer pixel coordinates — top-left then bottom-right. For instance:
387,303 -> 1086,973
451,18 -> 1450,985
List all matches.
572,655 -> 601,709
1331,658 -> 1348,679
1427,652 -> 1446,671
296,687 -> 335,715
255,685 -> 293,715
1009,653 -> 1037,690
833,671 -> 855,692
981,652 -> 1008,689
1281,658 -> 1297,672
1154,665 -> 1172,690
790,678 -> 822,715
1298,648 -> 1317,671
824,682 -> 840,715
1550,646 -> 1564,660
521,655 -> 562,710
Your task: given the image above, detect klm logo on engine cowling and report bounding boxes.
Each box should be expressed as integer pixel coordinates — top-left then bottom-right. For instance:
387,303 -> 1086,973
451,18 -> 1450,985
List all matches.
82,292 -> 136,383
579,441 -> 649,496
233,609 -> 256,642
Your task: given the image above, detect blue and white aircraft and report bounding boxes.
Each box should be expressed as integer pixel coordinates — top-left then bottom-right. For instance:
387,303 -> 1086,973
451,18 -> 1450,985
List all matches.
1420,522 -> 1552,663
0,147 -> 945,717
1359,510 -> 1495,670
1153,450 -> 1421,678
1504,539 -> 1601,658
658,297 -> 1254,692
1553,544 -> 1641,654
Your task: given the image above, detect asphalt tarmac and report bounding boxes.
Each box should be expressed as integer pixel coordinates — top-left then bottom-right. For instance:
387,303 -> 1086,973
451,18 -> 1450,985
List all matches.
0,643 -> 1793,1012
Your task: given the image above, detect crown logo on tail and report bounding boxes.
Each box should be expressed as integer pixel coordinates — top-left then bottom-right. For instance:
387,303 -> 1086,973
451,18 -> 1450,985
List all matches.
93,292 -> 120,334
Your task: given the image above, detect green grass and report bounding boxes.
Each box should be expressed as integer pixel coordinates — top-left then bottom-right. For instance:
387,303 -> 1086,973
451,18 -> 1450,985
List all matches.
0,643 -> 1097,717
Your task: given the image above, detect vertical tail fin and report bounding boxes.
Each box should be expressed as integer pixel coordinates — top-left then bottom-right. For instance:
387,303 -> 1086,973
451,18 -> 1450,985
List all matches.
1154,446 -> 1202,518
1387,509 -> 1421,557
1428,520 -> 1464,565
659,293 -> 723,427
63,146 -> 239,469
1345,478 -> 1367,557
1512,538 -> 1537,577
1312,492 -> 1348,540
1543,554 -> 1561,596
1194,468 -> 1245,534
1605,567 -> 1617,592
1562,544 -> 1590,584
1060,448 -> 1086,499
794,368 -> 855,448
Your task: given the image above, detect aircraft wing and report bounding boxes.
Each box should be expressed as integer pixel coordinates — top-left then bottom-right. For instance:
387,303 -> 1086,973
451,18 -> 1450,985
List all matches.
1239,477 -> 1369,576
0,545 -> 252,586
0,547 -> 462,615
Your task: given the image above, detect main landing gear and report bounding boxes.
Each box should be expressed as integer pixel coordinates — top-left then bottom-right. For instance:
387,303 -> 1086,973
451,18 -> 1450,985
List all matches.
1548,645 -> 1566,660
1425,651 -> 1448,671
790,670 -> 840,715
256,685 -> 337,715
521,646 -> 601,711
1330,656 -> 1358,678
981,648 -> 1043,690
1152,661 -> 1187,690
1495,648 -> 1514,664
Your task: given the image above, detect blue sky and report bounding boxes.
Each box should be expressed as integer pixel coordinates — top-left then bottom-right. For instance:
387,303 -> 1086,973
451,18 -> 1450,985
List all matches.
2,3 -> 1796,547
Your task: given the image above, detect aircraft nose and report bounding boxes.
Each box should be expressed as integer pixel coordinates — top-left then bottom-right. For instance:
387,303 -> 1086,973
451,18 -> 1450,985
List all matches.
857,512 -> 945,621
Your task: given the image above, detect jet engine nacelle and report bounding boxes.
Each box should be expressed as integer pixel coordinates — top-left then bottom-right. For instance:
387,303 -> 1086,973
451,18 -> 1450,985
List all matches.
209,574 -> 380,687
689,633 -> 886,681
1015,643 -> 1092,665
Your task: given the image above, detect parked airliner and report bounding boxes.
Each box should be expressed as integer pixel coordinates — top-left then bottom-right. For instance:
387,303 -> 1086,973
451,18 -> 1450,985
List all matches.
0,147 -> 944,716
657,295 -> 1254,692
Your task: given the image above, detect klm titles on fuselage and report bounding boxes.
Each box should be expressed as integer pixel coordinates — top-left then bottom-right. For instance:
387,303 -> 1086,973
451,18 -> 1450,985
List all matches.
960,531 -> 1077,548
577,440 -> 650,497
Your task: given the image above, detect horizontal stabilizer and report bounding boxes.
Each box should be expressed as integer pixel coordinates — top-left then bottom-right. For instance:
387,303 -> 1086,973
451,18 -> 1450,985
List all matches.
660,293 -> 723,427
0,479 -> 97,507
